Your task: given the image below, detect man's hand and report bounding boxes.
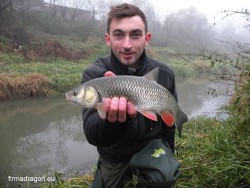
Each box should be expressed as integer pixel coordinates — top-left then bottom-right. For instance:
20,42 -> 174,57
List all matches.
102,71 -> 137,123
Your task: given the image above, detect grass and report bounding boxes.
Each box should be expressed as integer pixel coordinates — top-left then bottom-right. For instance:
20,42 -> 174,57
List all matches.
175,75 -> 250,188
0,34 -> 110,100
0,52 -> 89,100
38,170 -> 95,188
0,73 -> 52,101
175,116 -> 250,187
0,39 -> 194,101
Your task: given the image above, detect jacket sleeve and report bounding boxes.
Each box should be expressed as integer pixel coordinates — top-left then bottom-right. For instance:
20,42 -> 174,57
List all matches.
81,64 -> 137,147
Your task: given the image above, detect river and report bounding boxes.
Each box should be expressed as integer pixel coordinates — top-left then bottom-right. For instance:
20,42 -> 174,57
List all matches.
0,78 -> 231,187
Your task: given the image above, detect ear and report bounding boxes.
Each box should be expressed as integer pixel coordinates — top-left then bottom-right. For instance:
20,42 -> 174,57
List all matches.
105,33 -> 111,47
144,32 -> 151,46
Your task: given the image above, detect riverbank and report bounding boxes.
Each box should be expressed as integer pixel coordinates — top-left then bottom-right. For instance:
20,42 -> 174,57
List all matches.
0,40 -> 196,101
0,36 -> 106,101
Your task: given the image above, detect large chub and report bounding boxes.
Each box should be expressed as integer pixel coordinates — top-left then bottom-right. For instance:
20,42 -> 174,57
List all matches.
65,67 -> 188,136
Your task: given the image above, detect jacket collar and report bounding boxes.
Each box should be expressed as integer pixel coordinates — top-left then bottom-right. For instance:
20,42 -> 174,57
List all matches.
109,50 -> 148,76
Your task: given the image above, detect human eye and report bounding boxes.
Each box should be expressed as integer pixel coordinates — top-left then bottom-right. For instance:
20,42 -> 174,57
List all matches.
113,31 -> 124,39
131,31 -> 142,39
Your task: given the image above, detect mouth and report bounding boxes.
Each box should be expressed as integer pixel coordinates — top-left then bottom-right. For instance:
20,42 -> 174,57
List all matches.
120,52 -> 134,59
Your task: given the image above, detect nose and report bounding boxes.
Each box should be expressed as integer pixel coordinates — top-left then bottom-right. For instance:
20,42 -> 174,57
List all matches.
123,36 -> 132,49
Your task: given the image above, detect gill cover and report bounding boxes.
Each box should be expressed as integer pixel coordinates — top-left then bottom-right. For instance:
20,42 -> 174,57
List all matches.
82,86 -> 99,108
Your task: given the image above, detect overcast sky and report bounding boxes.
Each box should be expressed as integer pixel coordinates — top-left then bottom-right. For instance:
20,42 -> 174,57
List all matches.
152,0 -> 249,20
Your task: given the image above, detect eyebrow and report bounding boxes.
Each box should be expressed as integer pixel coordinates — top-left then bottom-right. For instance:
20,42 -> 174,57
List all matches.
112,29 -> 143,34
112,29 -> 123,34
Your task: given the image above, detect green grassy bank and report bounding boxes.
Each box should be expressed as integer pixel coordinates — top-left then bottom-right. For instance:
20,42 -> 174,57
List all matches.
0,36 -> 107,101
0,35 -> 195,101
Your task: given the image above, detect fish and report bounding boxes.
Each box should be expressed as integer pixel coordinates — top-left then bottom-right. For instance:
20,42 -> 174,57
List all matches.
65,67 -> 188,136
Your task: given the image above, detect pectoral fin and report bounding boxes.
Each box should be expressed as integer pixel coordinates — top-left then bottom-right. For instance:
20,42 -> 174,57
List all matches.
138,110 -> 158,121
97,103 -> 106,119
160,111 -> 175,126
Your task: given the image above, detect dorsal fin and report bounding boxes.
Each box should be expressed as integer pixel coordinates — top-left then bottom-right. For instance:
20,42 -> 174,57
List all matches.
143,67 -> 159,82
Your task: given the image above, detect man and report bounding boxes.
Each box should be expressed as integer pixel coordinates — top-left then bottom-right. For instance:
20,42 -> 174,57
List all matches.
81,3 -> 180,188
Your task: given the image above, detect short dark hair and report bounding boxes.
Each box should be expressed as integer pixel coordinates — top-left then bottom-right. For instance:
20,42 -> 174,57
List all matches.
107,3 -> 148,34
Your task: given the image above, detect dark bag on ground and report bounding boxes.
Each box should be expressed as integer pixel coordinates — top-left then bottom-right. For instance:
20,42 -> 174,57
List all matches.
129,139 -> 181,187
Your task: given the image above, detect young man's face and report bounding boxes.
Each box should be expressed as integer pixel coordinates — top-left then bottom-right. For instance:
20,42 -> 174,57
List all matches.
105,16 -> 151,67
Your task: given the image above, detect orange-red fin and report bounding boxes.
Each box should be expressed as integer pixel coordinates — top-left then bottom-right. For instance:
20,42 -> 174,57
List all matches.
139,110 -> 158,121
160,111 -> 175,127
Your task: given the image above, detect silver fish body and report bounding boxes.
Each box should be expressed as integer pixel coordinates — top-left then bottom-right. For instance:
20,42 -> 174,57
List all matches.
65,68 -> 188,135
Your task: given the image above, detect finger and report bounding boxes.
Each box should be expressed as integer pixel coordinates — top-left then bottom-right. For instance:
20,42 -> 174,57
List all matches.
103,98 -> 111,112
127,102 -> 137,118
104,71 -> 116,77
118,97 -> 127,122
108,97 -> 119,122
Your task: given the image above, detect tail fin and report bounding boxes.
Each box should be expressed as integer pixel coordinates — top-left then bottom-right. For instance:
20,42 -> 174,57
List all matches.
176,109 -> 188,137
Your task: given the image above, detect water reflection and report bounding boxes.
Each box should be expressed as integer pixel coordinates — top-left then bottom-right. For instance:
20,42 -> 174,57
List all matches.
177,79 -> 231,119
0,79 -> 231,187
0,96 -> 97,187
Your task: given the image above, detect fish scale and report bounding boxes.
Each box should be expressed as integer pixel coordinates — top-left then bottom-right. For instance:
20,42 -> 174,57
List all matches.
86,76 -> 166,109
65,67 -> 188,135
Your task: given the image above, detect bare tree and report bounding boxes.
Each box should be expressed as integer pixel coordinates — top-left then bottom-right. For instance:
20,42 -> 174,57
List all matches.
82,0 -> 103,22
216,9 -> 250,28
0,0 -> 12,14
0,0 -> 13,37
12,0 -> 43,13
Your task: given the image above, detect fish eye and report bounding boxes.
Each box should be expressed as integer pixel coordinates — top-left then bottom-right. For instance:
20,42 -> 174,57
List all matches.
73,91 -> 78,96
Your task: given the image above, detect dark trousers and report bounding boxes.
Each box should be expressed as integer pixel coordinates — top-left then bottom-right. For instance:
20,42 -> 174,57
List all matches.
91,156 -> 132,188
91,156 -> 167,188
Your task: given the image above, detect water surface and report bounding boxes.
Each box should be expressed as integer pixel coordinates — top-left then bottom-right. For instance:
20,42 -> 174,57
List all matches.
0,79 -> 231,187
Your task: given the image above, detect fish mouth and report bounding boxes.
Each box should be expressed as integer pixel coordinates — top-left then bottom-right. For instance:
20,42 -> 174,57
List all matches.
65,93 -> 72,101
65,94 -> 78,106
